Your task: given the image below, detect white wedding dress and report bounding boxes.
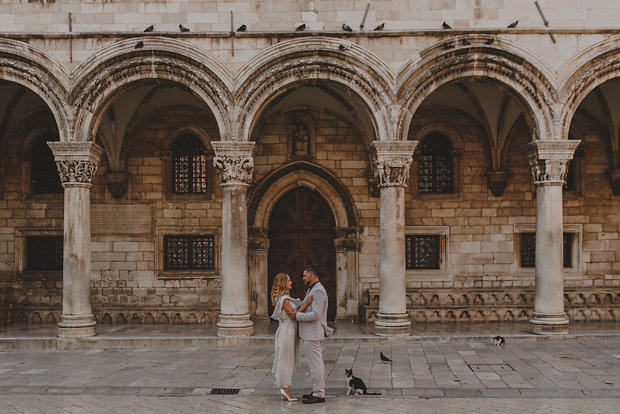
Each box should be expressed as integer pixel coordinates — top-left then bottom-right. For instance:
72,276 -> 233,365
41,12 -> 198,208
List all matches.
271,294 -> 302,388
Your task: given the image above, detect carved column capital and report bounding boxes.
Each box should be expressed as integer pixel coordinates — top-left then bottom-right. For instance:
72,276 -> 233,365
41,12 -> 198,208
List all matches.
369,140 -> 418,188
47,142 -> 104,187
525,140 -> 580,186
334,227 -> 362,251
212,141 -> 255,186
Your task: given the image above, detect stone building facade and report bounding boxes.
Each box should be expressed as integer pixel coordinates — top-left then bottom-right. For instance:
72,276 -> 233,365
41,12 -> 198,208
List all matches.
0,0 -> 619,337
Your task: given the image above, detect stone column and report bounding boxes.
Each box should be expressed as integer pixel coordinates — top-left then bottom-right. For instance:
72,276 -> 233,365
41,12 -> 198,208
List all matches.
370,140 -> 418,336
212,141 -> 255,337
525,140 -> 580,335
48,142 -> 104,337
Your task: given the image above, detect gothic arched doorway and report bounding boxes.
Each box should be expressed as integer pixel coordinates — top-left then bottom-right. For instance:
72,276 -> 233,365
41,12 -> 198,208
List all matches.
268,187 -> 337,321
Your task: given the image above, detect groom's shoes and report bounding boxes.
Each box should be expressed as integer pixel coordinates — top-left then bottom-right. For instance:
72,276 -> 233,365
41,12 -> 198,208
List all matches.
302,395 -> 325,404
302,393 -> 313,399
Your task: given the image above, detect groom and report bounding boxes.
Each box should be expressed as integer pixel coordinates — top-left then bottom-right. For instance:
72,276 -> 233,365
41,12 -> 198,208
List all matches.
287,265 -> 333,404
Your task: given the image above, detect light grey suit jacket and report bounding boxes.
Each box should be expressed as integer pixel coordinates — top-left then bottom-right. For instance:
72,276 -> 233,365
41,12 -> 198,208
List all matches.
296,281 -> 334,341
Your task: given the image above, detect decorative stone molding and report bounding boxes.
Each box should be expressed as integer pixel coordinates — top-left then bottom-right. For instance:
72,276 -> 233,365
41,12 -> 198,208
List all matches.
487,170 -> 511,196
369,141 -> 418,188
525,141 -> 581,185
249,227 -> 270,251
47,142 -> 104,187
334,227 -> 361,251
211,141 -> 255,186
105,172 -> 129,198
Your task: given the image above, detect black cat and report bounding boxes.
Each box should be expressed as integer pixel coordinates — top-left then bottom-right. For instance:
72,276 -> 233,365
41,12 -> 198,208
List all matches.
345,369 -> 382,395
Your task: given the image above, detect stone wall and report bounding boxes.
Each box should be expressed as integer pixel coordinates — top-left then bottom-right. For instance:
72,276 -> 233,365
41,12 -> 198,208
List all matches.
1,0 -> 619,33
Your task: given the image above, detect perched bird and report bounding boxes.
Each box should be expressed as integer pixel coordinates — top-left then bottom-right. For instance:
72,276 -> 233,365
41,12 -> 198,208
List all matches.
144,25 -> 154,32
379,352 -> 392,364
237,24 -> 247,32
462,39 -> 471,46
339,44 -> 348,51
507,20 -> 519,28
443,42 -> 455,50
442,21 -> 452,30
492,335 -> 505,346
179,24 -> 190,32
342,23 -> 353,32
374,22 -> 385,31
484,38 -> 495,45
134,41 -> 144,49
295,23 -> 306,31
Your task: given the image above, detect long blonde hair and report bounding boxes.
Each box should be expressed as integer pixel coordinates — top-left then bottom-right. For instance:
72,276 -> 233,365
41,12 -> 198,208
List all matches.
271,272 -> 290,306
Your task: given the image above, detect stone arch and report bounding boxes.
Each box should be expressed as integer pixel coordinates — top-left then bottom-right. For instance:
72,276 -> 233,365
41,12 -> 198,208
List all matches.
0,38 -> 71,142
397,37 -> 556,143
248,161 -> 360,321
234,37 -> 395,143
71,37 -> 233,143
249,161 -> 358,229
558,36 -> 620,143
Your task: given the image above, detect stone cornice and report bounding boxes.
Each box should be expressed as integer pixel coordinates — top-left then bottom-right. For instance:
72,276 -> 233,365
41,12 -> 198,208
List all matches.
525,140 -> 581,185
47,142 -> 104,187
369,141 -> 418,188
211,141 -> 255,186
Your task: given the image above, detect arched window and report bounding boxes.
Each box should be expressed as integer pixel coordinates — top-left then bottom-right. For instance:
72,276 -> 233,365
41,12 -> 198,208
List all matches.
172,134 -> 208,194
31,136 -> 63,194
418,133 -> 453,193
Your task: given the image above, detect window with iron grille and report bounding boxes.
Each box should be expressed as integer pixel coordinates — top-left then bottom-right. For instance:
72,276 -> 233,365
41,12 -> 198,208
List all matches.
164,235 -> 215,270
31,136 -> 63,194
172,134 -> 208,194
418,133 -> 453,194
406,235 -> 441,269
26,236 -> 63,271
520,232 -> 574,268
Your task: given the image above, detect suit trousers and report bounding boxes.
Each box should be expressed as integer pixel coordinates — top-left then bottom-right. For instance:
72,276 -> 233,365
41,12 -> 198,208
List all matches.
303,339 -> 325,397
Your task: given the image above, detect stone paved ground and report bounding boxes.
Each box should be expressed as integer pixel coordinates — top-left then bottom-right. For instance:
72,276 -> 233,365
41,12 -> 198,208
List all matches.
0,336 -> 619,413
0,395 -> 619,414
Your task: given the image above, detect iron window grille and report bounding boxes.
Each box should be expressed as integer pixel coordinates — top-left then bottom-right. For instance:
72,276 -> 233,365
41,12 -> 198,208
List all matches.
406,235 -> 441,269
418,133 -> 453,194
31,136 -> 63,194
520,232 -> 574,268
172,134 -> 208,194
26,236 -> 63,271
164,235 -> 215,270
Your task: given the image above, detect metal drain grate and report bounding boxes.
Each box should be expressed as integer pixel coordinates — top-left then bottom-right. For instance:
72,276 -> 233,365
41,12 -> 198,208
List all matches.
210,388 -> 240,395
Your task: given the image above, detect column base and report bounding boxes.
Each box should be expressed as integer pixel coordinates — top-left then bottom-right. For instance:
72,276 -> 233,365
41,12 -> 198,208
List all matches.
374,313 -> 411,337
529,312 -> 569,335
58,314 -> 97,337
216,313 -> 254,337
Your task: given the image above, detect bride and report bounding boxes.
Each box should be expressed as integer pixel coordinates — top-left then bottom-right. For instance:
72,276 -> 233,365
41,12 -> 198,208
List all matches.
271,272 -> 313,402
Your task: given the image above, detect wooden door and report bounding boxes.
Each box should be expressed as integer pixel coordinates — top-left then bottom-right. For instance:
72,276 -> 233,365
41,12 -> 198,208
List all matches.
268,187 -> 336,321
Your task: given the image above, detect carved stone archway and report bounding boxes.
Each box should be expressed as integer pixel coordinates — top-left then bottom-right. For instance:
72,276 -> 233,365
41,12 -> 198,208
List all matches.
248,162 -> 360,320
0,38 -> 71,143
397,37 -> 557,143
71,37 -> 233,143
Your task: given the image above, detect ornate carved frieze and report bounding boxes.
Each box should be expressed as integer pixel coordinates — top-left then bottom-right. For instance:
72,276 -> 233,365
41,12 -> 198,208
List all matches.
211,142 -> 255,186
47,142 -> 104,187
525,141 -> 580,186
369,141 -> 418,188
